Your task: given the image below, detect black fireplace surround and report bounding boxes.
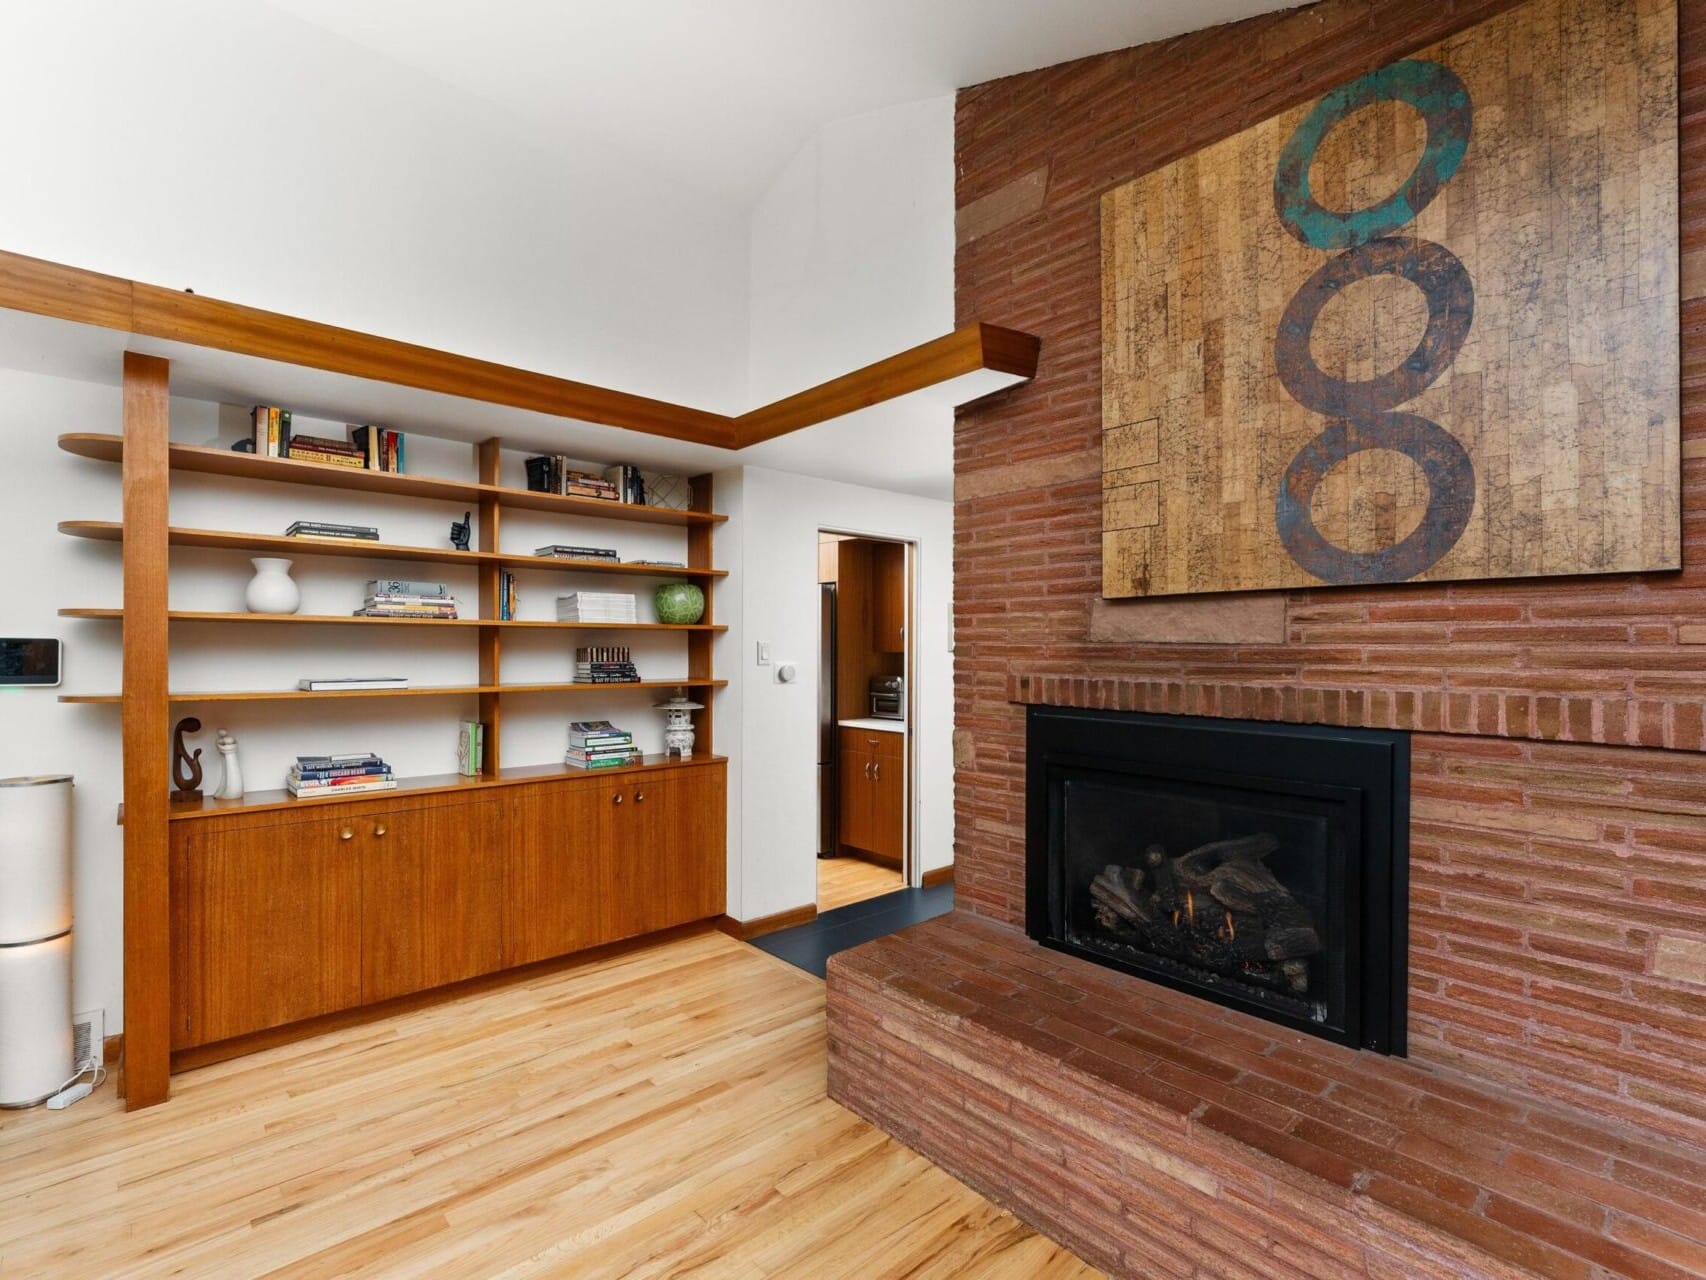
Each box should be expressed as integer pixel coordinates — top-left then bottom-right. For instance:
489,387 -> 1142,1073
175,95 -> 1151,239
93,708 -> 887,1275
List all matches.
1026,707 -> 1409,1053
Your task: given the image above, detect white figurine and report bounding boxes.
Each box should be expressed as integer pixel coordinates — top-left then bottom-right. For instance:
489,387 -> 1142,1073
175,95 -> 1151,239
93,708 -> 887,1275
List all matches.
214,728 -> 244,800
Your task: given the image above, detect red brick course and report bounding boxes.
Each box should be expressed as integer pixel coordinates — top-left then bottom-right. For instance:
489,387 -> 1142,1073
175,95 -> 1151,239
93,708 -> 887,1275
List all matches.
828,913 -> 1706,1279
949,0 -> 1706,1139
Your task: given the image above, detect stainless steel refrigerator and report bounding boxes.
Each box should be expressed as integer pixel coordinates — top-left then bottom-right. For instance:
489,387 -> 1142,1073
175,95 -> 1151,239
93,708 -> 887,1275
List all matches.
818,583 -> 838,858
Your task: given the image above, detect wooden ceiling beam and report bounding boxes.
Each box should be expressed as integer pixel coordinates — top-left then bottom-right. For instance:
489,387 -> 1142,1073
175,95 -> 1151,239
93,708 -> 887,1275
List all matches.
731,323 -> 1041,447
0,248 -> 1037,449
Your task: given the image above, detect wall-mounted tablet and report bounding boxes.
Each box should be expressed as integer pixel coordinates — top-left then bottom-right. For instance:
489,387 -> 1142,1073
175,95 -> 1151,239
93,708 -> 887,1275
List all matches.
0,638 -> 62,687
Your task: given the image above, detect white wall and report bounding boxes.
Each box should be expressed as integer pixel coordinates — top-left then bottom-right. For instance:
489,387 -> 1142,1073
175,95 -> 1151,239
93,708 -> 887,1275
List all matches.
724,95 -> 957,920
0,0 -> 750,411
716,466 -> 954,921
747,95 -> 956,401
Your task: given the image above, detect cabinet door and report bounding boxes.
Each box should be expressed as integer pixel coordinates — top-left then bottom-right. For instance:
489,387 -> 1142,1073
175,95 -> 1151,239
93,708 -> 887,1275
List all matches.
617,770 -> 725,936
361,801 -> 504,1003
870,541 -> 905,653
172,816 -> 361,1048
507,780 -> 613,967
838,737 -> 872,853
868,748 -> 905,865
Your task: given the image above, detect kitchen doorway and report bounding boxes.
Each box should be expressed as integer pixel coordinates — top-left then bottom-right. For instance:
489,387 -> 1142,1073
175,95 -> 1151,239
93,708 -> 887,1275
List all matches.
816,530 -> 914,912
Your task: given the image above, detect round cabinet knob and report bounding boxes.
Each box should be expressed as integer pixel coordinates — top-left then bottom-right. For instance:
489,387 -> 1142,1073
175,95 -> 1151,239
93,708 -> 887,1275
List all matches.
613,793 -> 624,804
634,791 -> 645,803
373,825 -> 387,837
339,827 -> 354,841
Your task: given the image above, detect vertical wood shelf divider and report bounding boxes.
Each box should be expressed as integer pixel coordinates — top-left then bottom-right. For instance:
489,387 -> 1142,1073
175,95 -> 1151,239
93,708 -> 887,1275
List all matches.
477,438 -> 503,776
120,352 -> 173,1111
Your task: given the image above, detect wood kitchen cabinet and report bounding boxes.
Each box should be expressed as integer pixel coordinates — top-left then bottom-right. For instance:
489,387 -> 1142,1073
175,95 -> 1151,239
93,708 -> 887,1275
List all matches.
837,727 -> 903,868
170,759 -> 727,1059
870,541 -> 906,653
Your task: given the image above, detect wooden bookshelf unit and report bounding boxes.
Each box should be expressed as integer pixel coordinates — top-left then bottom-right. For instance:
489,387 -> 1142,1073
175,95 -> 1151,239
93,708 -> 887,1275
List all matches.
61,390 -> 729,1105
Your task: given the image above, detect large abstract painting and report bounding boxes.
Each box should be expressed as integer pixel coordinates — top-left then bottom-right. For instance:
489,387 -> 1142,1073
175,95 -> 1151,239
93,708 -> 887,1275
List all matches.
1101,0 -> 1678,598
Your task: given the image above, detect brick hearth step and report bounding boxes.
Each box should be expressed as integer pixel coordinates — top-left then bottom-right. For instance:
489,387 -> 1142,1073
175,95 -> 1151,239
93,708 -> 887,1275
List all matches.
826,912 -> 1706,1280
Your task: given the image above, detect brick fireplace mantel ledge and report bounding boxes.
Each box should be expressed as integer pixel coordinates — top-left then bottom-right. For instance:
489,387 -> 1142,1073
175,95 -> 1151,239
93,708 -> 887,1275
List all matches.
1008,673 -> 1706,754
827,912 -> 1706,1280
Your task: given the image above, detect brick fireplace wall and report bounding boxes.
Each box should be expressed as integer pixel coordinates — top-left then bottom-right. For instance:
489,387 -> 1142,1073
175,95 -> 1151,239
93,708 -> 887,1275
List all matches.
953,0 -> 1706,1147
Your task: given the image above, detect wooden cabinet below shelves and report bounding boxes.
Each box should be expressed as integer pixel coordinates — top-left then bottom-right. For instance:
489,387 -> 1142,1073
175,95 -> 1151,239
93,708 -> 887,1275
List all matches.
170,760 -> 726,1057
171,809 -> 362,1049
837,728 -> 903,869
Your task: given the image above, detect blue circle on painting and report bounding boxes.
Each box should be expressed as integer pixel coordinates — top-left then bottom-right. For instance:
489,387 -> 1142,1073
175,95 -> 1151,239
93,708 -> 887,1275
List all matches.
1273,236 -> 1473,418
1274,411 -> 1476,584
1274,60 -> 1471,249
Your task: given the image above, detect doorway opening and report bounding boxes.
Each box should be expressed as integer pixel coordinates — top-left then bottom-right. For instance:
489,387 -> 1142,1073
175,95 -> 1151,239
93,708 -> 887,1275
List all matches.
816,530 -> 913,912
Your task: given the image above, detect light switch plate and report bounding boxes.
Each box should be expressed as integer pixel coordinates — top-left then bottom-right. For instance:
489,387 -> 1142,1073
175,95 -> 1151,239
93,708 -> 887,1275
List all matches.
756,641 -> 772,666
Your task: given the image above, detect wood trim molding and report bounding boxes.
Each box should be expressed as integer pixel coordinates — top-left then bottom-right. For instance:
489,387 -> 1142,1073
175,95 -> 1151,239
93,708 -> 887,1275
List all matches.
922,866 -> 955,889
0,249 -> 1038,449
715,905 -> 817,941
120,352 -> 172,1111
732,324 -> 1041,447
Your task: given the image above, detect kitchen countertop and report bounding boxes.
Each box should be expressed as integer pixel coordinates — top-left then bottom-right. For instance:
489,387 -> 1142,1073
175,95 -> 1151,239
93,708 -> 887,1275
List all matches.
839,717 -> 905,733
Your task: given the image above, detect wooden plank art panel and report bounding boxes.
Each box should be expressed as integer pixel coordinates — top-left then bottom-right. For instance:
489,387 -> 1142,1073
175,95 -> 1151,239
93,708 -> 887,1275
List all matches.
1100,0 -> 1679,598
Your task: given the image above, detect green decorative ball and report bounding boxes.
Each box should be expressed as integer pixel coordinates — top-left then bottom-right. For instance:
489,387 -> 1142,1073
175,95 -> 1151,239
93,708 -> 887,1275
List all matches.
654,582 -> 706,625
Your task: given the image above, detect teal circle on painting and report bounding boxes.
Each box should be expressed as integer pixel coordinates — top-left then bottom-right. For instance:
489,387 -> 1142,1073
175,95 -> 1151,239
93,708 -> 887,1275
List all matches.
654,582 -> 706,625
1273,59 -> 1471,250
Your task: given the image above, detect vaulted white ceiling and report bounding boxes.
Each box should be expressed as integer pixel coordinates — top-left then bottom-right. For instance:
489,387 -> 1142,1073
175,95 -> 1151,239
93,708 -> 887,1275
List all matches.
266,0 -> 1297,207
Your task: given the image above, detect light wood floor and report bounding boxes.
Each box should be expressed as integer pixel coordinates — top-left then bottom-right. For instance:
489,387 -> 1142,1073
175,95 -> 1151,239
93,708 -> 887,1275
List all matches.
0,928 -> 1099,1279
817,855 -> 904,912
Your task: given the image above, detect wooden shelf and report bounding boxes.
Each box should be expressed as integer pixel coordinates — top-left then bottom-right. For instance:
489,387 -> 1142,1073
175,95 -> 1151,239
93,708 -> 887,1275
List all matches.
165,754 -> 726,821
60,678 -> 727,705
58,435 -> 727,526
57,520 -> 727,578
59,607 -> 725,632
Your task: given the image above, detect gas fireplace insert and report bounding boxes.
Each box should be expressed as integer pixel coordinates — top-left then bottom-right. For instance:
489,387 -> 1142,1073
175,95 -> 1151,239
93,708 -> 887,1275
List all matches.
1026,707 -> 1408,1053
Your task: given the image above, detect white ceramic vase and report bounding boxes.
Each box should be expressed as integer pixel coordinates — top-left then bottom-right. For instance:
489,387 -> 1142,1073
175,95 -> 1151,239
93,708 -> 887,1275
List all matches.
244,558 -> 300,615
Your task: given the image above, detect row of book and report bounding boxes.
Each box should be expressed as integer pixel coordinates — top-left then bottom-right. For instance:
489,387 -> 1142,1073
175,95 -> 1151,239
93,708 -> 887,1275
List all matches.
525,456 -> 620,500
557,591 -> 637,623
250,407 -> 405,471
565,720 -> 638,769
496,570 -> 520,620
287,752 -> 396,797
575,645 -> 640,684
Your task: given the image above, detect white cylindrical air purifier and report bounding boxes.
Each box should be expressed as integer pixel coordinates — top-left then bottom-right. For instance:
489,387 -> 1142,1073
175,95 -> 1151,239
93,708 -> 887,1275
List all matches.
0,774 -> 74,1107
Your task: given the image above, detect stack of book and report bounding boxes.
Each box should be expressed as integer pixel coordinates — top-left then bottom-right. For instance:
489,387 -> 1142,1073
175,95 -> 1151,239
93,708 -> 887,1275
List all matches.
575,645 -> 640,683
286,520 -> 379,541
348,425 -> 405,472
357,578 -> 459,620
557,592 -> 637,623
251,405 -> 294,456
288,753 -> 396,797
496,570 -> 518,620
288,433 -> 368,469
565,721 -> 638,769
524,455 -> 620,500
534,544 -> 619,562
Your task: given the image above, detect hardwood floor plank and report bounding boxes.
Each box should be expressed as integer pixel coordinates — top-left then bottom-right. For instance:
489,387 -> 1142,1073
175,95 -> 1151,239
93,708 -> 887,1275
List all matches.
817,856 -> 904,912
0,929 -> 1099,1279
